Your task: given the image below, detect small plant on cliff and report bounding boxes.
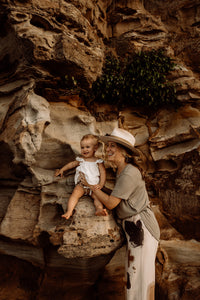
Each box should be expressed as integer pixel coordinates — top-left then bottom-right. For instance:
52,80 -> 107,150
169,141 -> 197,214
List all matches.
91,49 -> 177,109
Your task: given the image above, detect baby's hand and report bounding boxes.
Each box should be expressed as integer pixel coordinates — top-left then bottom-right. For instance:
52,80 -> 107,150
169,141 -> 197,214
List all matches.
93,184 -> 101,190
54,169 -> 63,177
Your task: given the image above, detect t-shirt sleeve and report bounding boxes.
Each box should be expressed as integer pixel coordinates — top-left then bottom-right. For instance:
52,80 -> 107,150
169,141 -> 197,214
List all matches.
111,166 -> 142,200
112,165 -> 149,218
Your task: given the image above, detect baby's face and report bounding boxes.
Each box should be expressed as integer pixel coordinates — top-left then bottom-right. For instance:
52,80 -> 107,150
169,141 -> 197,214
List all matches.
80,138 -> 97,158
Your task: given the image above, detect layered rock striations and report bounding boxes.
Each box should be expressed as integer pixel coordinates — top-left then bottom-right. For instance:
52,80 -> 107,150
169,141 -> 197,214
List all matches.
0,0 -> 200,299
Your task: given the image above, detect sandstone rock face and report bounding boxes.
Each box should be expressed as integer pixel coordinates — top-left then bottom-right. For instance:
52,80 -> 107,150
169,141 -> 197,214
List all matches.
0,0 -> 200,299
156,240 -> 200,299
143,0 -> 200,74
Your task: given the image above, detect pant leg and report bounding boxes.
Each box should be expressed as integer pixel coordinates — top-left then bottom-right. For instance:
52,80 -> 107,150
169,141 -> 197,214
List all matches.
122,215 -> 158,300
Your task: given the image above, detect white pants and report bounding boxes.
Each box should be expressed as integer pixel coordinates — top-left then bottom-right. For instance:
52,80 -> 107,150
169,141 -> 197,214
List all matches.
122,215 -> 158,300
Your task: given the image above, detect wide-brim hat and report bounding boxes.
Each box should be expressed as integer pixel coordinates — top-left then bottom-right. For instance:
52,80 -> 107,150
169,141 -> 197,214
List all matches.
99,128 -> 139,156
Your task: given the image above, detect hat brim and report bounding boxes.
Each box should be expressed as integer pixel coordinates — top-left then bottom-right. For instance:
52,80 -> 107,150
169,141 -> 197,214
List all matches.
99,135 -> 139,156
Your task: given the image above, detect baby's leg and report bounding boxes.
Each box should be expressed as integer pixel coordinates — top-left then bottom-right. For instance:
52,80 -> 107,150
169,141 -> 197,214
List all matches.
92,193 -> 108,216
62,185 -> 84,219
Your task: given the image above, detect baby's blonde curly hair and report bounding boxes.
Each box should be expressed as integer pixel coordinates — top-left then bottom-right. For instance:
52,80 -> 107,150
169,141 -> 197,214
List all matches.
81,134 -> 99,147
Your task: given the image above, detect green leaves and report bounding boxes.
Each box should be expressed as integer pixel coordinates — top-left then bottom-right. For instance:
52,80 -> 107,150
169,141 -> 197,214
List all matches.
91,50 -> 178,109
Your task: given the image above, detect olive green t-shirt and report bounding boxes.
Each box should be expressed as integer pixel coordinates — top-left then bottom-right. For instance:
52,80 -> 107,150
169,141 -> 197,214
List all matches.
111,164 -> 160,241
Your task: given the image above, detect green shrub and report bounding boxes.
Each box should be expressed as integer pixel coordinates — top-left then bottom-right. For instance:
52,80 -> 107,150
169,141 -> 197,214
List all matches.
91,50 -> 177,109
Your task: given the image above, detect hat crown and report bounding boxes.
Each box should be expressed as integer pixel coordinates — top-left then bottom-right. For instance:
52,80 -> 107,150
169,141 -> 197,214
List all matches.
111,128 -> 135,147
99,127 -> 138,155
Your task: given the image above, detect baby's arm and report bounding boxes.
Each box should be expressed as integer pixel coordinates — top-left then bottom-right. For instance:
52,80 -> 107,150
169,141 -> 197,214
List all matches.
55,160 -> 79,177
93,162 -> 106,190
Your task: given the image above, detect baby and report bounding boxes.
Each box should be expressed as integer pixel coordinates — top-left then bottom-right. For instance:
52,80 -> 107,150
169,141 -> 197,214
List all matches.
55,134 -> 107,219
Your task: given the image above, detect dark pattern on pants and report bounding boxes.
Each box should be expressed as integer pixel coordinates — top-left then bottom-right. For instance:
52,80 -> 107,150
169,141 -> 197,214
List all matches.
125,220 -> 144,247
127,272 -> 131,289
128,249 -> 134,268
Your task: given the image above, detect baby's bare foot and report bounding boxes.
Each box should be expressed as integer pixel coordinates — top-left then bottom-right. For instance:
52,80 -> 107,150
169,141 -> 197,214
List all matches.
95,208 -> 108,216
62,211 -> 72,219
